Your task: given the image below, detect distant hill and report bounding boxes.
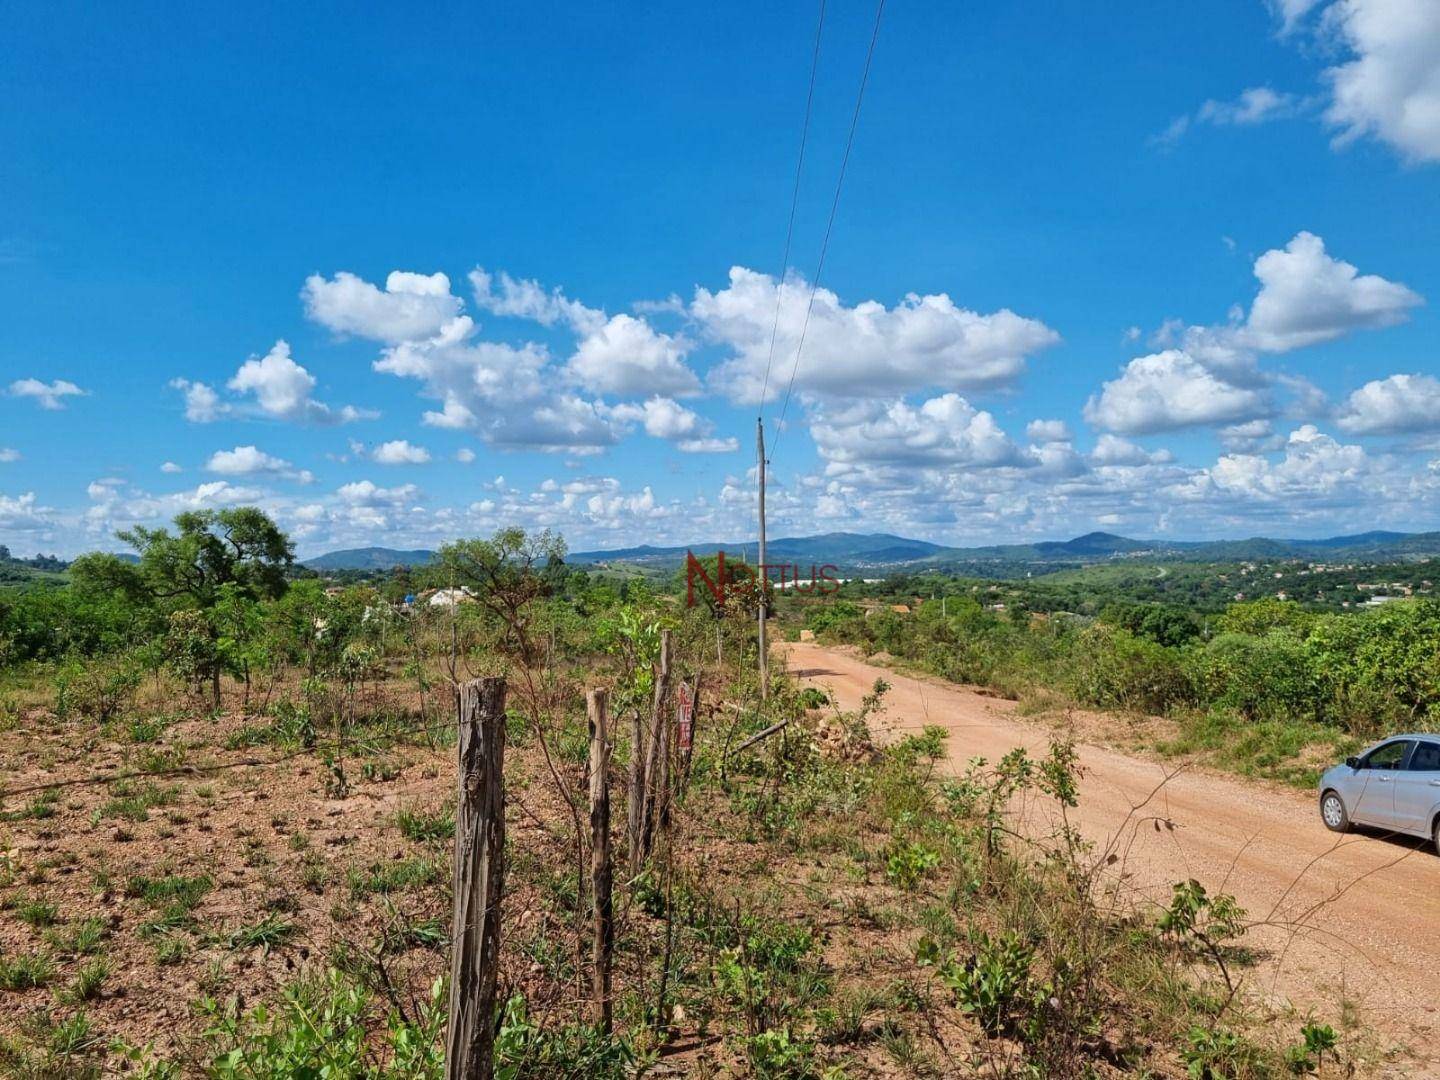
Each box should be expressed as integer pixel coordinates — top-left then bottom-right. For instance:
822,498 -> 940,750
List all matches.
570,532 -> 945,569
1032,531 -> 1154,557
0,546 -> 69,588
573,528 -> 1440,576
303,547 -> 435,571
298,529 -> 1440,578
924,530 -> 1440,573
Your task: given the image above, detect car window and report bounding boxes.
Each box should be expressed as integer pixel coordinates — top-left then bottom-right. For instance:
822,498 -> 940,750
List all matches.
1407,740 -> 1440,771
1363,740 -> 1412,769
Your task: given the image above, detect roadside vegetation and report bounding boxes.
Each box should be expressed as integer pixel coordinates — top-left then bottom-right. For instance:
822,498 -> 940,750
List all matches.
0,509 -> 1400,1075
788,586 -> 1440,787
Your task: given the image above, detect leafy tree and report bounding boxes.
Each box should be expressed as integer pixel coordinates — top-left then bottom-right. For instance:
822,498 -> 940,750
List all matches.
1100,601 -> 1202,647
122,508 -> 294,606
433,528 -> 566,663
71,508 -> 294,705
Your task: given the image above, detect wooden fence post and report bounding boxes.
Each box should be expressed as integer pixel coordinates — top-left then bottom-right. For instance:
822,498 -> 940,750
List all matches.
446,677 -> 507,1080
655,685 -> 672,840
678,676 -> 700,796
627,706 -> 645,873
587,689 -> 614,1033
638,629 -> 672,867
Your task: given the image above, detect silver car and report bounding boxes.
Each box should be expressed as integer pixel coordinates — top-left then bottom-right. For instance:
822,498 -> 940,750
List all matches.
1319,734 -> 1440,853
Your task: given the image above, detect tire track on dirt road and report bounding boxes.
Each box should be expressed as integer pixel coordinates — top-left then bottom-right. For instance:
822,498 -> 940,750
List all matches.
781,641 -> 1440,1076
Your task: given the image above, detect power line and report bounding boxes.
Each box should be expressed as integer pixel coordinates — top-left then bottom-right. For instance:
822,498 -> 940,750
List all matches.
756,0 -> 828,414
769,0 -> 886,463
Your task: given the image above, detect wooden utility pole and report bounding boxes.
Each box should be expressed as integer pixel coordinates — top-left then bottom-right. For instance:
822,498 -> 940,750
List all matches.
757,417 -> 769,700
446,678 -> 507,1080
586,689 -> 614,1033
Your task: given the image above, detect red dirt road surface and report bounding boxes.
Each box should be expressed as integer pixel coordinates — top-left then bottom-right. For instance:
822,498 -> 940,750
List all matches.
781,641 -> 1440,1077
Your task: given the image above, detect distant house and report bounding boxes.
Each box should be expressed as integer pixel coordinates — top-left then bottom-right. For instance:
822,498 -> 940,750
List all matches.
1361,594 -> 1402,608
426,587 -> 477,608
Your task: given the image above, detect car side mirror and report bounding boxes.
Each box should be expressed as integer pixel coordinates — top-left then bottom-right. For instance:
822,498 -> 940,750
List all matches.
1345,756 -> 1360,770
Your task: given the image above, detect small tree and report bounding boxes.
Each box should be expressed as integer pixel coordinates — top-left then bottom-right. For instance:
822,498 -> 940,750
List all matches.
73,508 -> 294,706
433,528 -> 567,666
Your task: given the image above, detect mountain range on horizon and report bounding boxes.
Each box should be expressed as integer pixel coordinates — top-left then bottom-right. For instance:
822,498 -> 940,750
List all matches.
298,528 -> 1440,573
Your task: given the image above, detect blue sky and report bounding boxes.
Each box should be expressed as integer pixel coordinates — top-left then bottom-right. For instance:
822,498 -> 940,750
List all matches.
2,0 -> 1439,557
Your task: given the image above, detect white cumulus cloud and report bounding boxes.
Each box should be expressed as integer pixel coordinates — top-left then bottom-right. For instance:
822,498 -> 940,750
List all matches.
1243,231 -> 1421,351
303,271 -> 464,344
9,378 -> 86,410
692,267 -> 1061,404
227,340 -> 373,425
1026,419 -> 1073,444
0,492 -> 55,533
1336,373 -> 1440,433
1090,433 -> 1172,466
566,314 -> 699,397
1323,0 -> 1440,164
205,445 -> 313,482
335,480 -> 421,508
371,439 -> 432,465
469,268 -> 605,334
811,395 -> 1029,470
607,396 -> 737,452
169,379 -> 228,422
1084,350 -> 1271,435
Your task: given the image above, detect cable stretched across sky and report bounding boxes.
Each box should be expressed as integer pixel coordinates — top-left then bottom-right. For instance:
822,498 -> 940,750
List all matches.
756,0 -> 828,414
769,0 -> 886,465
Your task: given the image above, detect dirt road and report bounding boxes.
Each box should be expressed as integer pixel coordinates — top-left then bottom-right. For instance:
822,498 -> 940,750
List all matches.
781,642 -> 1440,1073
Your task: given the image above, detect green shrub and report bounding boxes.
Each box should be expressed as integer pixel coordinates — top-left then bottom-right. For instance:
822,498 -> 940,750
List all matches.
944,933 -> 1036,1036
1068,624 -> 1191,714
492,993 -> 638,1079
1182,1025 -> 1259,1079
1218,598 -> 1316,637
1186,631 -> 1317,722
194,969 -> 444,1079
1306,600 -> 1440,729
744,1027 -> 818,1079
884,838 -> 940,890
54,653 -> 143,723
941,931 -> 1035,1035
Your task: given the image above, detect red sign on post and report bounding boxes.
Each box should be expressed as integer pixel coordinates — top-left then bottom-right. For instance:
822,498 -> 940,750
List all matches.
676,682 -> 694,752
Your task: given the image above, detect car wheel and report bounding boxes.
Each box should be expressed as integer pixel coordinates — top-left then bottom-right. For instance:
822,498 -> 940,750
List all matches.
1433,817 -> 1440,858
1320,790 -> 1350,833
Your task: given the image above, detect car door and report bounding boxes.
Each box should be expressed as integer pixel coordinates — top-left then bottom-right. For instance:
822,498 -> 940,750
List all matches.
1392,738 -> 1440,836
1351,739 -> 1413,828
